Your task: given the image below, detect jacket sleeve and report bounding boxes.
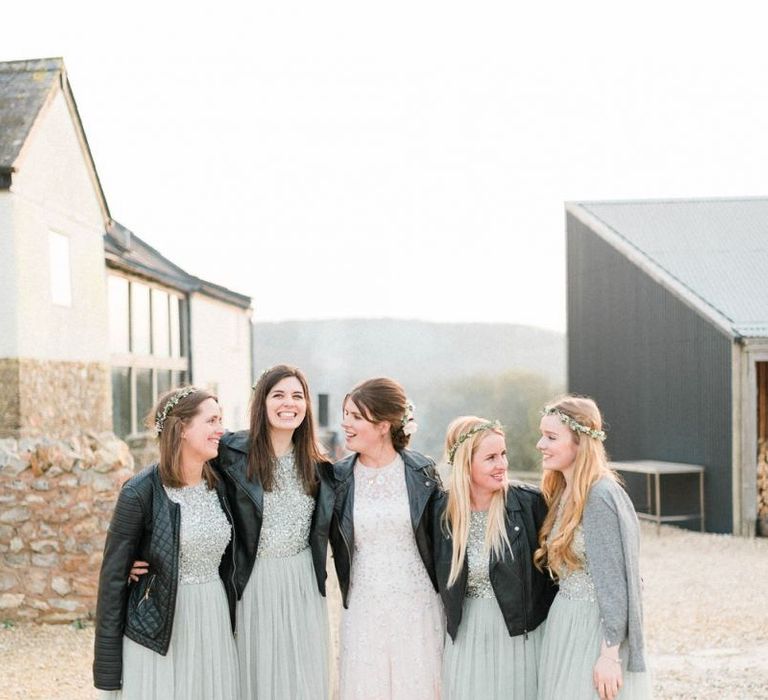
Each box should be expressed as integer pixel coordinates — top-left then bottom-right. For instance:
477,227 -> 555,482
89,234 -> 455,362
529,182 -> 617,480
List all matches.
93,484 -> 147,690
582,483 -> 628,649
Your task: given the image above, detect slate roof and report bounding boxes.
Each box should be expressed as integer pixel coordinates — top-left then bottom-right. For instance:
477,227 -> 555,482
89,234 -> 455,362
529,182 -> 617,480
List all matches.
568,198 -> 768,338
105,221 -> 252,310
0,58 -> 63,171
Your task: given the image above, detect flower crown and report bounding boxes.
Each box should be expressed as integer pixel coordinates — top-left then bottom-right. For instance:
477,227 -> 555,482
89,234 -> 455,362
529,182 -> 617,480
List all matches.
541,407 -> 606,441
447,420 -> 502,465
401,400 -> 418,437
155,387 -> 197,434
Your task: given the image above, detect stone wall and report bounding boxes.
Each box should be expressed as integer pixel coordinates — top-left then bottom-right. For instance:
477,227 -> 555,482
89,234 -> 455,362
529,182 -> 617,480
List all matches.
0,431 -> 133,622
0,358 -> 110,439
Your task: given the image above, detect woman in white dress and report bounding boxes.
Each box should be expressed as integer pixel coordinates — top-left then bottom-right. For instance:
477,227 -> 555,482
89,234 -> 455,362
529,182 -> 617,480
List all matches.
534,395 -> 651,700
332,377 -> 444,700
93,387 -> 239,700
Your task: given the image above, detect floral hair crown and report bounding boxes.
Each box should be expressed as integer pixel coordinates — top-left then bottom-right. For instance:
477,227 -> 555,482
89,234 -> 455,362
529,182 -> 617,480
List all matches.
155,386 -> 197,435
447,420 -> 502,465
541,406 -> 606,441
401,400 -> 418,437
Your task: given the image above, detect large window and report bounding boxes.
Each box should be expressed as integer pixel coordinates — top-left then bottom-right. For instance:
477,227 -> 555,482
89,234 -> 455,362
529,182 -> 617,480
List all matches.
108,272 -> 189,438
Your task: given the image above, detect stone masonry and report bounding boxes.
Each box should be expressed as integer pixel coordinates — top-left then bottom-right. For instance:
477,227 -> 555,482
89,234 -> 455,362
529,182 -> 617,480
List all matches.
0,358 -> 110,439
0,431 -> 133,622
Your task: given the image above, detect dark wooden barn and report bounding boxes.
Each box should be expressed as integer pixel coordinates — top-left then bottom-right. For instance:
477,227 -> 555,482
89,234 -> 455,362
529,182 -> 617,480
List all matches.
566,198 -> 768,535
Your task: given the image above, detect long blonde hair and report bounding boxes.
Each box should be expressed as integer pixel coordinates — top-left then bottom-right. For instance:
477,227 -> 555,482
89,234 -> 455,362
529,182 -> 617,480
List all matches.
443,416 -> 511,587
533,395 -> 616,577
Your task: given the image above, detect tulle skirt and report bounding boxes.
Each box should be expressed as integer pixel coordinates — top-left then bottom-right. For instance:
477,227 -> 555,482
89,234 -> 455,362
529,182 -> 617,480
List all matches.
237,546 -> 330,699
537,594 -> 652,700
99,577 -> 239,700
442,597 -> 544,700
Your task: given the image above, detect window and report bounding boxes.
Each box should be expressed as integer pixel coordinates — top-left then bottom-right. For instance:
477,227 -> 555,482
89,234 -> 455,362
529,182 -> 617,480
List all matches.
108,276 -> 130,353
109,272 -> 189,437
49,231 -> 72,307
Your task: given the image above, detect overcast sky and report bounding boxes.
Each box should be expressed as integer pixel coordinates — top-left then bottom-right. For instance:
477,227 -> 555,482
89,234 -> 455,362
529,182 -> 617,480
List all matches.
3,1 -> 768,332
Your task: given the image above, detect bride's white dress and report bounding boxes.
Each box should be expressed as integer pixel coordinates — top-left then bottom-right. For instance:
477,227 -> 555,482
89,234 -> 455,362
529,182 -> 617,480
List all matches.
339,455 -> 443,700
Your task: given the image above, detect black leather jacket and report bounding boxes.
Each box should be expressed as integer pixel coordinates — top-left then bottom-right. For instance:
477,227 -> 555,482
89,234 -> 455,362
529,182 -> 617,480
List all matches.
330,448 -> 443,608
434,484 -> 557,640
213,430 -> 336,598
93,466 -> 237,691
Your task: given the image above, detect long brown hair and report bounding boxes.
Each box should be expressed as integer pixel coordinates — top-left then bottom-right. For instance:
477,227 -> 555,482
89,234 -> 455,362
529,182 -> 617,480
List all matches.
344,377 -> 412,450
146,386 -> 219,489
247,365 -> 324,495
533,395 -> 617,577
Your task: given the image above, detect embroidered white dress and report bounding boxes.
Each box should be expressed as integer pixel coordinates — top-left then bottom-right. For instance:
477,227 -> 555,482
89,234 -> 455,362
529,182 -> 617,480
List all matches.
339,455 -> 444,700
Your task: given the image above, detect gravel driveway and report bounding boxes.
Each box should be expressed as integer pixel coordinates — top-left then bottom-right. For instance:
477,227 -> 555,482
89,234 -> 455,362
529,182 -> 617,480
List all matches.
1,522 -> 767,700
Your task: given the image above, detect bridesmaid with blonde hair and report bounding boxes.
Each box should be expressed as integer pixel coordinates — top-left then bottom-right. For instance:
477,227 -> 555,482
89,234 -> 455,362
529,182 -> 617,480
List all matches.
434,416 -> 555,699
535,395 -> 651,700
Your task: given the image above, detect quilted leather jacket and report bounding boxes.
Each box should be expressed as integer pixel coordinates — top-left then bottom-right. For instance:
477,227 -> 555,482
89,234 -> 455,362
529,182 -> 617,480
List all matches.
213,430 -> 336,598
330,448 -> 444,608
433,484 -> 557,640
92,466 -> 236,691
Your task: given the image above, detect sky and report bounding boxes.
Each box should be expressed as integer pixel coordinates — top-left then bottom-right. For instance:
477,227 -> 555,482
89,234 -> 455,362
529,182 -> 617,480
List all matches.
3,1 -> 768,332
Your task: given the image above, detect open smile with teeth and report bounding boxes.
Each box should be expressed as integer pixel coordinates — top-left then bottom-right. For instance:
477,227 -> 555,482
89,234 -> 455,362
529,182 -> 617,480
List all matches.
277,411 -> 297,419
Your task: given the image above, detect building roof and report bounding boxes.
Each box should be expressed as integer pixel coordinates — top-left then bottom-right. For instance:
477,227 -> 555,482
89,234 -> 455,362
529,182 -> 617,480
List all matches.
0,57 -> 110,218
105,221 -> 252,310
0,58 -> 62,171
567,197 -> 768,339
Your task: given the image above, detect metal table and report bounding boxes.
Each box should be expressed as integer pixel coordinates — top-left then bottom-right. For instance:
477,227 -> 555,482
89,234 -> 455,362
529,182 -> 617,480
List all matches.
610,460 -> 705,533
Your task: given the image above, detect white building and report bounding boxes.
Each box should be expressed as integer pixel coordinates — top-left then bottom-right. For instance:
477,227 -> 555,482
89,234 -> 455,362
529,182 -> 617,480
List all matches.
0,57 -> 253,441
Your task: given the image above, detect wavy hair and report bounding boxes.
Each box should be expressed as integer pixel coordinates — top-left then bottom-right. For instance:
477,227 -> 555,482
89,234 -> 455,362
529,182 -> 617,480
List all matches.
443,416 -> 510,587
533,395 -> 617,577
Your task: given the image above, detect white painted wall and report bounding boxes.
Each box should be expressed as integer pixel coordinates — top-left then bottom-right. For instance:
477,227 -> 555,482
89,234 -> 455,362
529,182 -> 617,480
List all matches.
0,192 -> 19,356
190,294 -> 252,430
3,87 -> 109,362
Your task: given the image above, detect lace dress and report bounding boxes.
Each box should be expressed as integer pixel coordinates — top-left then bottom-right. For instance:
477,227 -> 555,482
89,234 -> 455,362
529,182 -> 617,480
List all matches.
101,480 -> 239,700
237,452 -> 329,699
442,510 -> 543,699
537,504 -> 651,700
339,454 -> 443,700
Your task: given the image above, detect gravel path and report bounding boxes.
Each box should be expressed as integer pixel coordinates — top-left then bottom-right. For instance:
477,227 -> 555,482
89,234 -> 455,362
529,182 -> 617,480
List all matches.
1,522 -> 767,699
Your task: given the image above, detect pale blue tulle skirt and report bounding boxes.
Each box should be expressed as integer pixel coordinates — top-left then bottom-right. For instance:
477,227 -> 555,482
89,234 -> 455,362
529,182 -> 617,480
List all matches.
537,594 -> 652,700
237,546 -> 330,699
99,577 -> 239,700
442,597 -> 544,700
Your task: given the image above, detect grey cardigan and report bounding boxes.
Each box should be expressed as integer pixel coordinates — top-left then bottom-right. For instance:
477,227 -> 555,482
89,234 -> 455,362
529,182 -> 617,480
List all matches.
582,477 -> 646,673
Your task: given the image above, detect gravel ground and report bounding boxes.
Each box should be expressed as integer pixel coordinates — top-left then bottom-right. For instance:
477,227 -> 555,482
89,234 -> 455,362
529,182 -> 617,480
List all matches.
1,522 -> 767,700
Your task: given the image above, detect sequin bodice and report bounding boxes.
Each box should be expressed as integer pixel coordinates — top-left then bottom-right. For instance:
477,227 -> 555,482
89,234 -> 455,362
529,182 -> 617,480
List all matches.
257,453 -> 316,558
550,501 -> 596,602
164,481 -> 231,585
466,510 -> 494,599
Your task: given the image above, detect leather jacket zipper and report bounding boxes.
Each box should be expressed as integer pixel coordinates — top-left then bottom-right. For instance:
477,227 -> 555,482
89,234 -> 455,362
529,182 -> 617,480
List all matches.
138,574 -> 156,607
219,494 -> 239,637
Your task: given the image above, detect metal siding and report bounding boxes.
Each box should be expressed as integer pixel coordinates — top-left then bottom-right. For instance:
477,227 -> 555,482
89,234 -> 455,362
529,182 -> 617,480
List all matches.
567,213 -> 733,532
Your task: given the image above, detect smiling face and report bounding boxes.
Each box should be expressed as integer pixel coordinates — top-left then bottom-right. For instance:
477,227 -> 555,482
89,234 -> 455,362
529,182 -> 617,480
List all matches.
341,398 -> 390,455
469,431 -> 509,498
265,376 -> 307,434
181,397 -> 224,463
536,414 -> 578,476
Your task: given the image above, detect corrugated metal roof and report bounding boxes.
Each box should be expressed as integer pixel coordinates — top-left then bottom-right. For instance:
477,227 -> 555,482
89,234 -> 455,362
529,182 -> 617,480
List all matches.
0,58 -> 62,169
573,198 -> 768,338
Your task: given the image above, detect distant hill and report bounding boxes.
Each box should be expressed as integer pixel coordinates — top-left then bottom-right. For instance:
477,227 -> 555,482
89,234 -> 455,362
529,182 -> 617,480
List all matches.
251,319 -> 565,458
